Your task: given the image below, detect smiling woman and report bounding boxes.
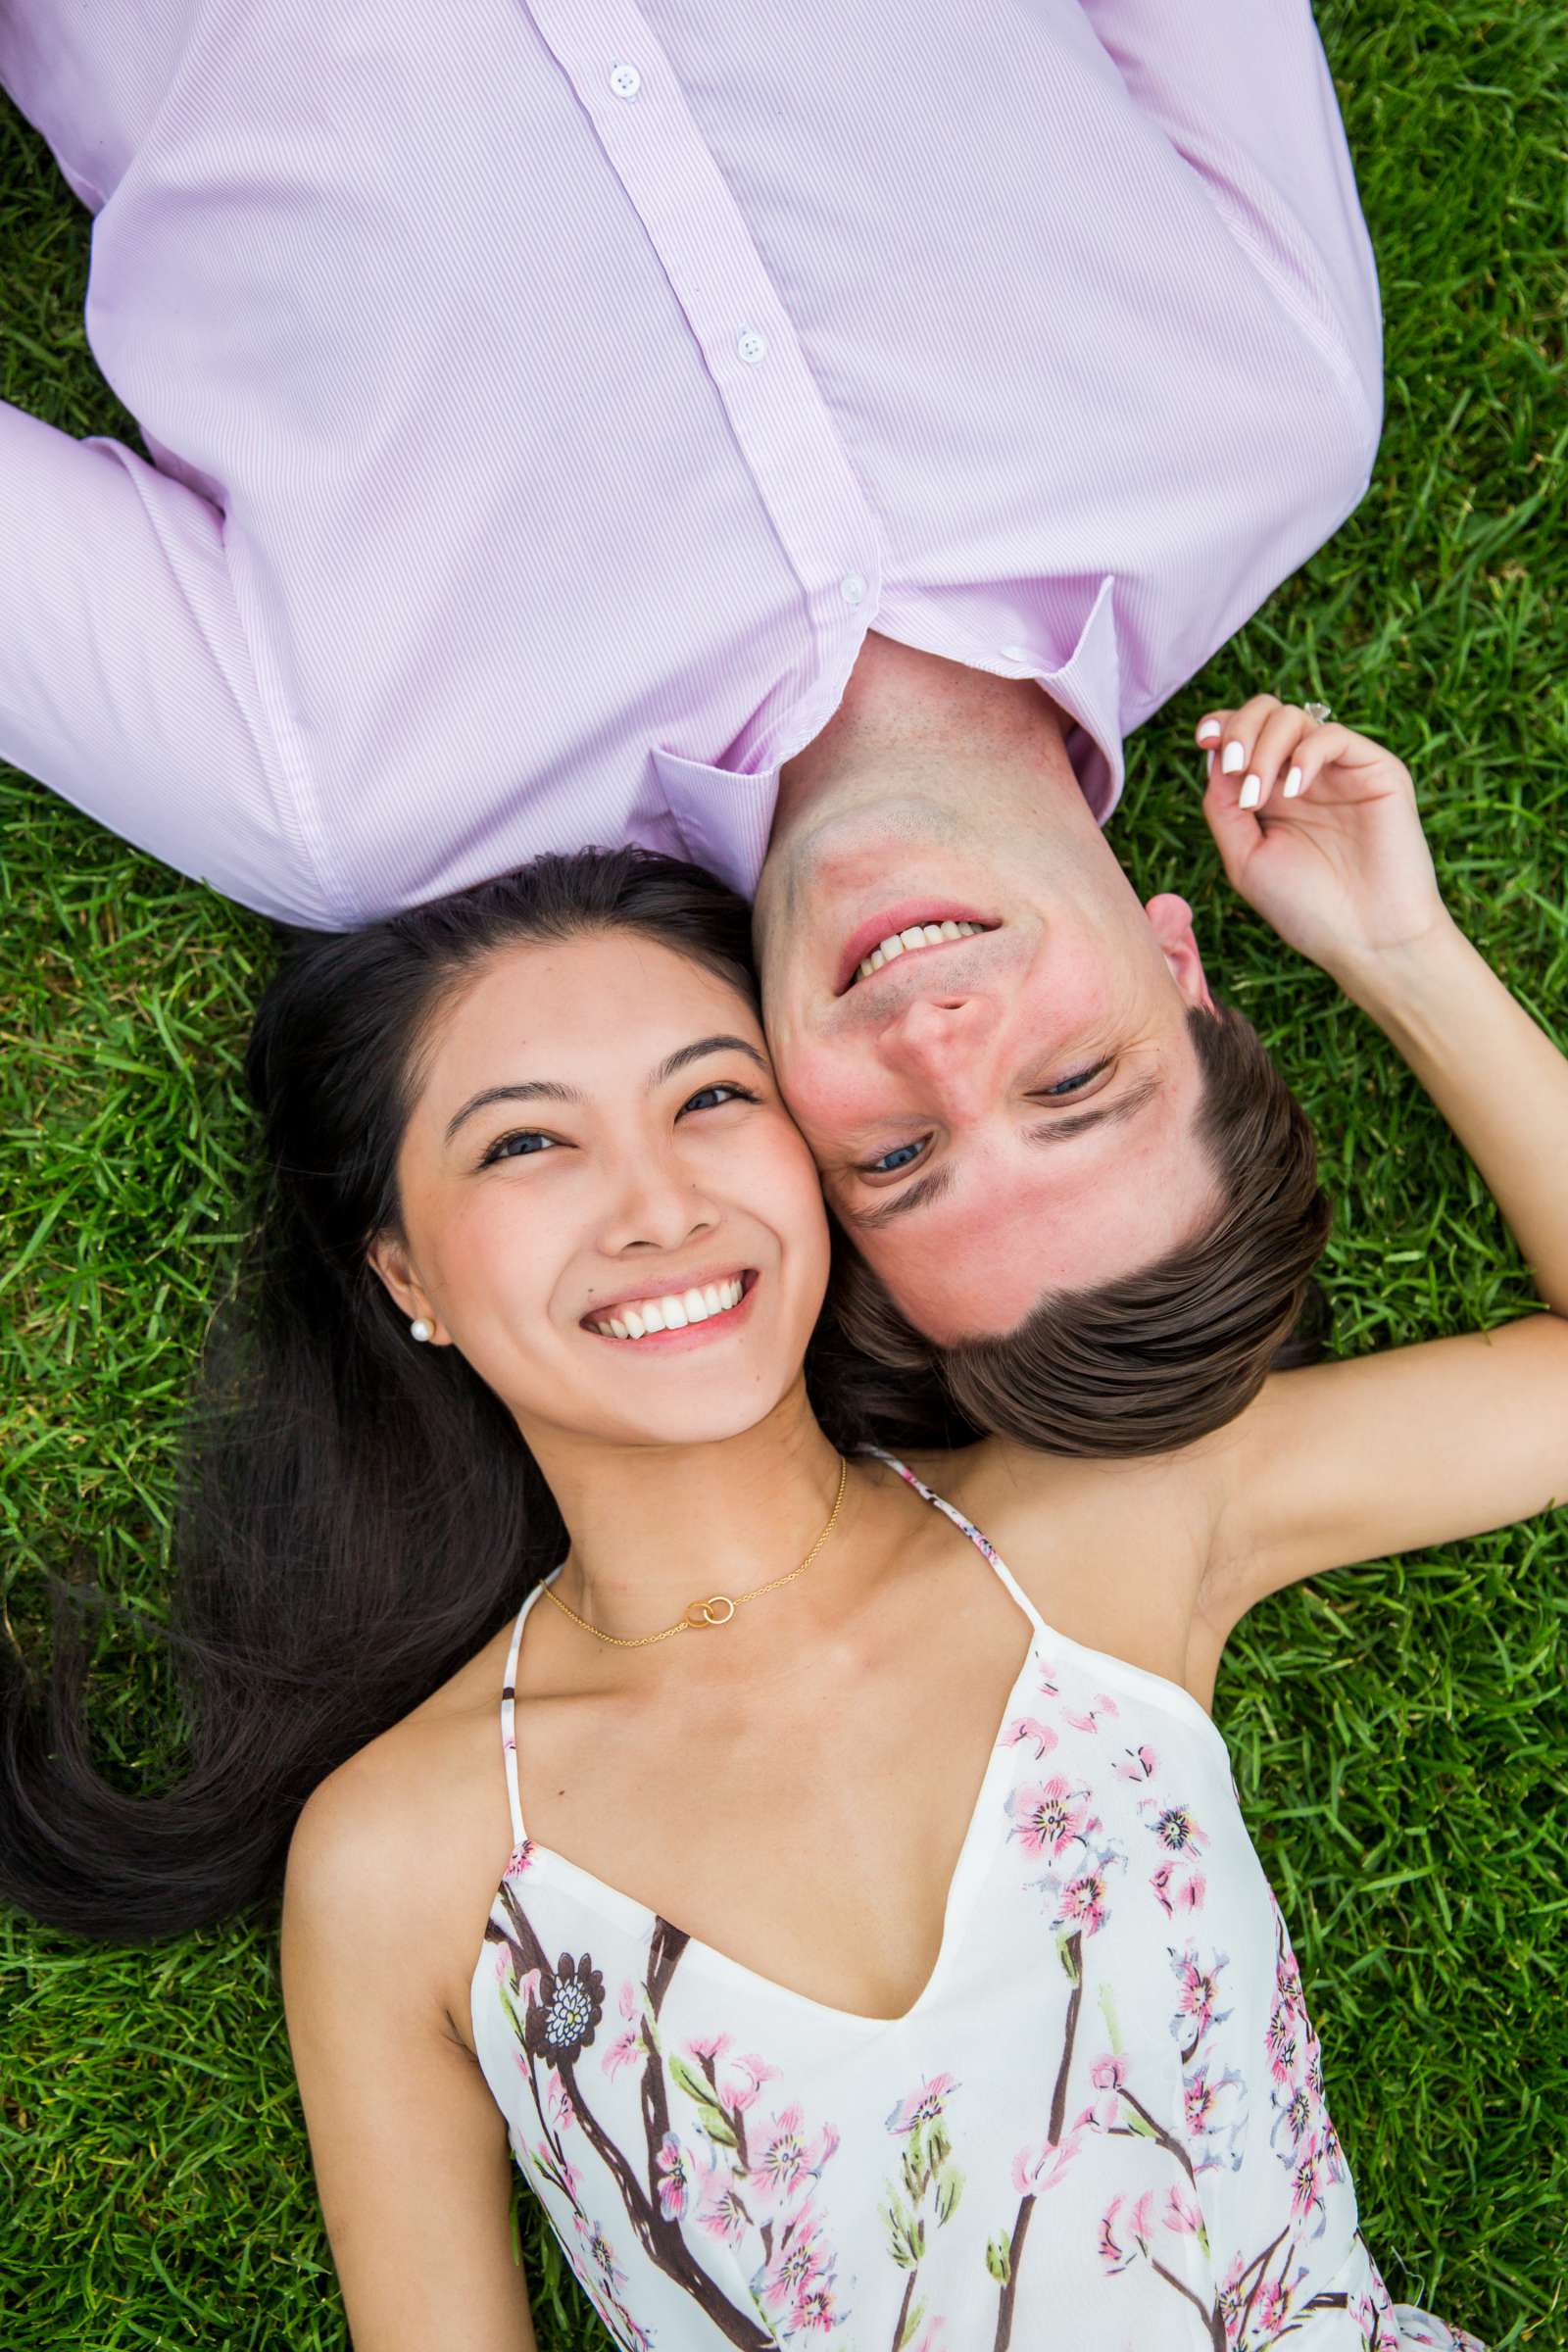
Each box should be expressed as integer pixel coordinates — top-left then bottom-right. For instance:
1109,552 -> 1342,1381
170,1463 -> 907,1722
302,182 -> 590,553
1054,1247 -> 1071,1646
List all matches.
0,831 -> 1533,2351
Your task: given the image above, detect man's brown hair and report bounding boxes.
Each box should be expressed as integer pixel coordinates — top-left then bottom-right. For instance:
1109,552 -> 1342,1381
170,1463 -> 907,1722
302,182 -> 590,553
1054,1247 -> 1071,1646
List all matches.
828,1003 -> 1331,1458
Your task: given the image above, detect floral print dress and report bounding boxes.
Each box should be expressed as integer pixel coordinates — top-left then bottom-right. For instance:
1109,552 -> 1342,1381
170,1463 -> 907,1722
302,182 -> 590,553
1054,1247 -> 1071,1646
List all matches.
469,1454 -> 1483,2351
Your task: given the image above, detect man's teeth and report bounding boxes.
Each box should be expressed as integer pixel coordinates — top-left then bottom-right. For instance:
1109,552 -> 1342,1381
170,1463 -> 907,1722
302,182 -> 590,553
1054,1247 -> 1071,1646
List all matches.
590,1275 -> 746,1340
857,919 -> 985,982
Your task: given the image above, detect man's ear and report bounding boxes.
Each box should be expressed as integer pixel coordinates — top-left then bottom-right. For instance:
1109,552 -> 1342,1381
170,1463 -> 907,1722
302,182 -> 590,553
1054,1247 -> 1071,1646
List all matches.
1145,892 -> 1216,1014
366,1232 -> 441,1339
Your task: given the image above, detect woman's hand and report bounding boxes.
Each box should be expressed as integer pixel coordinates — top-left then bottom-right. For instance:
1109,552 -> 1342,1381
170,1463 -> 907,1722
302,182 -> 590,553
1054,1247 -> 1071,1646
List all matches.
1195,696 -> 1447,986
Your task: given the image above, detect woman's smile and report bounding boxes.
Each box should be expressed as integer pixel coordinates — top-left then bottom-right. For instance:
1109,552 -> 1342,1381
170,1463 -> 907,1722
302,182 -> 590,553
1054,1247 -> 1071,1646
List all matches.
582,1268 -> 759,1349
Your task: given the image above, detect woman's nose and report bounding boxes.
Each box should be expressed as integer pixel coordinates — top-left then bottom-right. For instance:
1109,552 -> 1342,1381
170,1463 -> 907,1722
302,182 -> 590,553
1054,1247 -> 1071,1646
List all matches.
598,1159 -> 718,1257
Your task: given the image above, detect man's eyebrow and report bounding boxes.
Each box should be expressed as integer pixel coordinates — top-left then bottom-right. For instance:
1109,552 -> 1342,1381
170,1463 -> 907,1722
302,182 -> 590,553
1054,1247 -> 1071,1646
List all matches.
444,1036 -> 766,1146
845,1163 -> 959,1232
844,1070 -> 1164,1229
1025,1069 -> 1162,1146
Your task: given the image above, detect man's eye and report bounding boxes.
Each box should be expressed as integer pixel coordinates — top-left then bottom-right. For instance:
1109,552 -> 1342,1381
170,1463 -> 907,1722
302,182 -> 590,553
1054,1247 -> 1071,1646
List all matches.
1036,1060 -> 1110,1099
479,1130 -> 560,1164
863,1137 -> 928,1177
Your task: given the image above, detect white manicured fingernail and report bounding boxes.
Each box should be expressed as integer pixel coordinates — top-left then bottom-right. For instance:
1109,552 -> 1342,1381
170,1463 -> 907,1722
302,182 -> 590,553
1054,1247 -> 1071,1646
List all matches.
1197,718 -> 1221,744
1239,774 -> 1262,809
1284,766 -> 1303,798
1221,742 -> 1245,775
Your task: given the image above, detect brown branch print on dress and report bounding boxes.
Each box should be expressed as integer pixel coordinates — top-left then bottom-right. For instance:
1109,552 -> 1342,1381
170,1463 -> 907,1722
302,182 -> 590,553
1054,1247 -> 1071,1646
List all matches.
486,1879 -> 774,2351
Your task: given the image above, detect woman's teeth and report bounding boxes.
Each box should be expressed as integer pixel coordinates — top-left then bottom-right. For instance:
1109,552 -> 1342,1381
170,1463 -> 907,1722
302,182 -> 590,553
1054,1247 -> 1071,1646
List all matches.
590,1275 -> 745,1340
856,918 -> 985,983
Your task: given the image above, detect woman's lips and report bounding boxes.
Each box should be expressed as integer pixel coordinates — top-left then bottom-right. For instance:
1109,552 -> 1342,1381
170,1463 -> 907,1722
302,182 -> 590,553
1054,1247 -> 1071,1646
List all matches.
581,1270 -> 760,1353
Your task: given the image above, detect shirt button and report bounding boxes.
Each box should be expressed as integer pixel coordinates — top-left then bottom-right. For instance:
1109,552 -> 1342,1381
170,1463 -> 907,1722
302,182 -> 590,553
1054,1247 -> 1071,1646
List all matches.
736,326 -> 768,366
840,572 -> 867,607
609,61 -> 642,99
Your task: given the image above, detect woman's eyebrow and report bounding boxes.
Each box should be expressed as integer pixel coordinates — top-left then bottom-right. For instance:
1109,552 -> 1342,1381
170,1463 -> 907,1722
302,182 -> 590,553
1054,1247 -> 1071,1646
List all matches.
444,1078 -> 582,1144
444,1036 -> 766,1146
650,1035 -> 768,1088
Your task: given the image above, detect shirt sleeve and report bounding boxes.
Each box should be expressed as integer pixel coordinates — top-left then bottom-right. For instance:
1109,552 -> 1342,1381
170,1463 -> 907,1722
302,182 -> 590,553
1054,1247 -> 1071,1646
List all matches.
1065,0 -> 1383,444
0,400 -> 329,925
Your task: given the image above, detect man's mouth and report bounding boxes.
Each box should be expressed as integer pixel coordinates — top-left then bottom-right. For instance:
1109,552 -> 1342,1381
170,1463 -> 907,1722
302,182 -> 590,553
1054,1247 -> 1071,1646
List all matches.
834,909 -> 998,995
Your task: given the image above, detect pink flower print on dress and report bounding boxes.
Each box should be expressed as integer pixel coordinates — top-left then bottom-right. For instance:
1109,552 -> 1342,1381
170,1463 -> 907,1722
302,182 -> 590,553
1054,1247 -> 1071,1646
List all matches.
749,2101 -> 841,2210
1163,2181 -> 1205,2241
1098,2188 -> 1155,2274
1168,1942 -> 1235,2061
791,2272 -> 851,2334
1112,1743 -> 1159,1784
695,2171 -> 751,2246
502,1833 -> 535,1878
885,2072 -> 960,2134
1010,2133 -> 1082,2198
756,2198 -> 843,2331
1085,2051 -> 1127,2132
1062,1690 -> 1120,1735
1005,1774 -> 1097,1861
655,2132 -> 697,2220
1056,1865 -> 1117,1935
1003,1714 -> 1057,1761
602,1980 -> 647,2080
1289,2133 -> 1327,2234
1183,2058 -> 1248,2177
1141,1794 -> 1210,1918
572,2212 -> 629,2295
724,2050 -> 782,2114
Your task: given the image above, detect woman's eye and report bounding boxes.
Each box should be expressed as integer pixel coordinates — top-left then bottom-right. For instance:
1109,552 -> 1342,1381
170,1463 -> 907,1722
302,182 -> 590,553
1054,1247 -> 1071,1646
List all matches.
480,1130 -> 559,1165
680,1082 -> 759,1115
863,1137 -> 928,1177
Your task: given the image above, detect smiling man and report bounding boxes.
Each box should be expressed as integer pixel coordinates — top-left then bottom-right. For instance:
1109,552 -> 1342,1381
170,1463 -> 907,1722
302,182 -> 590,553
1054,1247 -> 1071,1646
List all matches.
756,633 -> 1223,1345
4,0 -> 1376,1420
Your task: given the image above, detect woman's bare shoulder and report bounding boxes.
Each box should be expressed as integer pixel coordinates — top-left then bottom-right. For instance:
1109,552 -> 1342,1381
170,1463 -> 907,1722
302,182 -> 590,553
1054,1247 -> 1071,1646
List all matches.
283,1616 -> 519,2042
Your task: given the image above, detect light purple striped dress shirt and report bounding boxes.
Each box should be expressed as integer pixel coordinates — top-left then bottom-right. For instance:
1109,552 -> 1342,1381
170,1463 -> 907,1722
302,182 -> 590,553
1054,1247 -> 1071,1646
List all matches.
0,1 -> 1381,931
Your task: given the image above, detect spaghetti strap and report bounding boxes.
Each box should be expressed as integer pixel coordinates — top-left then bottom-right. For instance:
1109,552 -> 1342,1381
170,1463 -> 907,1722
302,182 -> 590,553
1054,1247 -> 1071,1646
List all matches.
499,1572 -> 561,1849
859,1446 -> 1053,1643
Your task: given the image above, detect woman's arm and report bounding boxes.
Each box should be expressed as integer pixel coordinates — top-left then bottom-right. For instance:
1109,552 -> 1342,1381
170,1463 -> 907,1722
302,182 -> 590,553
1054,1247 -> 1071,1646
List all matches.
280,1761 -> 539,2352
1190,699 -> 1568,1638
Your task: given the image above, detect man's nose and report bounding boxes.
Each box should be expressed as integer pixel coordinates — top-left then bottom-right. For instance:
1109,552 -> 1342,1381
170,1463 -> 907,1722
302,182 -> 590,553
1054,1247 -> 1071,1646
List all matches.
876,992 -> 1002,1102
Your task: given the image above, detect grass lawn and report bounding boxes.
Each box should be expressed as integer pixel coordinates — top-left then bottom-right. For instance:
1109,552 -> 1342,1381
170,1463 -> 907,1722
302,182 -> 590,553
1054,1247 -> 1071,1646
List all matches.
2,4 -> 1565,2345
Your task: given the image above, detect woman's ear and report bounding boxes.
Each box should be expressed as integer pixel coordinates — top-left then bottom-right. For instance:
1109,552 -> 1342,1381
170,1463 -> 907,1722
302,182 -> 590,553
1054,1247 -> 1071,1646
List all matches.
1145,891 -> 1216,1015
367,1232 -> 440,1337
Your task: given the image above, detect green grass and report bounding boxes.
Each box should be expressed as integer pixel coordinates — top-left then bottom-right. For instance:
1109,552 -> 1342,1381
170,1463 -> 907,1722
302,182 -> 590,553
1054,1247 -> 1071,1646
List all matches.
2,4 -> 1565,2344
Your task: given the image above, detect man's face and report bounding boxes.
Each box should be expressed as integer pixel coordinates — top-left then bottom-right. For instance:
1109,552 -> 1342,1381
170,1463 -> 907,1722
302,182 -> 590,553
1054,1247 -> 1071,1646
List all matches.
755,790 -> 1220,1344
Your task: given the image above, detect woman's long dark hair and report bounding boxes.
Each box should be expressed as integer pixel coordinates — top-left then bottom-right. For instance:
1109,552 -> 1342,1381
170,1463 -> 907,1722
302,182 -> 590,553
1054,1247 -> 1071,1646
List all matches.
0,849 -> 964,1945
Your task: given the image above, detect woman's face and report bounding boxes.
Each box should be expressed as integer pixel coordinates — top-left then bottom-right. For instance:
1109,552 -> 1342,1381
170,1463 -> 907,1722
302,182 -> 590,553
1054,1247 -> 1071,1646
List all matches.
371,930 -> 832,1448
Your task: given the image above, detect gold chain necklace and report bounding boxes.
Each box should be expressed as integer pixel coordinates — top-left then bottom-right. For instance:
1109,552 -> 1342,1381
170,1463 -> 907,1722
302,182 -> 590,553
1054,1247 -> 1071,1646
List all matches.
538,1454 -> 850,1649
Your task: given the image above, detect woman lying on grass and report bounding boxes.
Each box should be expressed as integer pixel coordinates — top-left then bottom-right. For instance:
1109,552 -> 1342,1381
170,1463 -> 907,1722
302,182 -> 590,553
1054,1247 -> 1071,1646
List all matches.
2,701 -> 1562,2349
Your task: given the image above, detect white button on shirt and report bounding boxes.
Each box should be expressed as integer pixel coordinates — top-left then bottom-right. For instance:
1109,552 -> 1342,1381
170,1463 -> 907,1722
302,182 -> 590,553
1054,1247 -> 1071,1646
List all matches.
0,0 -> 1382,927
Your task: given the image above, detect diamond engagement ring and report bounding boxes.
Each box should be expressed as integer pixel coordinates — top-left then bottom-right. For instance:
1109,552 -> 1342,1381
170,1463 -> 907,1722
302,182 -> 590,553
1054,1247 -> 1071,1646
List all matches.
1302,700 -> 1334,725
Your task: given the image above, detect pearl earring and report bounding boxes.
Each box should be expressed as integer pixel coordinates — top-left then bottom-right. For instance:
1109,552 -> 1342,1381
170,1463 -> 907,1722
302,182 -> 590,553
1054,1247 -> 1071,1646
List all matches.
409,1318 -> 433,1343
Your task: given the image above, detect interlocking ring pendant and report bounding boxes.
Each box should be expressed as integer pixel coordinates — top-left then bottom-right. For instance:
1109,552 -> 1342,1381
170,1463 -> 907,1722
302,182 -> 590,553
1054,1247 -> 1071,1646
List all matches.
686,1593 -> 737,1628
